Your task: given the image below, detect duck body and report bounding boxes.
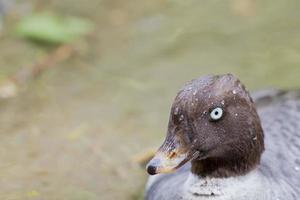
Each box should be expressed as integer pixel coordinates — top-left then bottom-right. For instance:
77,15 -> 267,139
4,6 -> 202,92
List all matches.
146,165 -> 267,200
145,75 -> 300,200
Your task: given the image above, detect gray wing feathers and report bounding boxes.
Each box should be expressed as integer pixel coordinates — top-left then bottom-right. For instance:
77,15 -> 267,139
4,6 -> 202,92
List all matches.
257,90 -> 300,199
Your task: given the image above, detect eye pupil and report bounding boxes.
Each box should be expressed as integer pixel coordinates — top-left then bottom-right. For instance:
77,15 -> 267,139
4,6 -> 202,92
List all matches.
215,111 -> 218,115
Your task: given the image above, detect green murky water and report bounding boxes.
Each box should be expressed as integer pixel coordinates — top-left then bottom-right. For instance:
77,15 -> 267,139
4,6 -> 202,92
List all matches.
0,0 -> 300,199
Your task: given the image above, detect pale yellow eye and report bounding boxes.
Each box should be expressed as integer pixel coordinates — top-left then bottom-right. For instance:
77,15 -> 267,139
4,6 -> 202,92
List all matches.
210,107 -> 223,121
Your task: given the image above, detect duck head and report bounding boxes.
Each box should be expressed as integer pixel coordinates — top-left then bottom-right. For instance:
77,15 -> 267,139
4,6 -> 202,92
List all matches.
146,74 -> 264,178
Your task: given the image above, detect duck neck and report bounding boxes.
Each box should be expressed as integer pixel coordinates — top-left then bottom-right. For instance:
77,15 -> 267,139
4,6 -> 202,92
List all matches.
191,130 -> 264,178
191,155 -> 260,178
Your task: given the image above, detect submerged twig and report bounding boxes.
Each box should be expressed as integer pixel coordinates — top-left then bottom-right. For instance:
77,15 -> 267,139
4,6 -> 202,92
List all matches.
0,44 -> 75,99
132,148 -> 156,167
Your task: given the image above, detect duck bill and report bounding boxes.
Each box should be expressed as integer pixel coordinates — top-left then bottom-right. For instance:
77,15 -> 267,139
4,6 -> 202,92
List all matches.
146,134 -> 196,175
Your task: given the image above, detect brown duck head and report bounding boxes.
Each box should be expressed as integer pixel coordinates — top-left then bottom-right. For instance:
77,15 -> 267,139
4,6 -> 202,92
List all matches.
146,74 -> 264,178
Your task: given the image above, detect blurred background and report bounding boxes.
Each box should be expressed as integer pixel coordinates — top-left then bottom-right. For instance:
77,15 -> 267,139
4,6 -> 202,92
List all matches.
0,0 -> 300,199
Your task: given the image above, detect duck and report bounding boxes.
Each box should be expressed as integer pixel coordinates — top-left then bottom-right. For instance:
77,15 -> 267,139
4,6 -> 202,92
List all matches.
145,74 -> 300,200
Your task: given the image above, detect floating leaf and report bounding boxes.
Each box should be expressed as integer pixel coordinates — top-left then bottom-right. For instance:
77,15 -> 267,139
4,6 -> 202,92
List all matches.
26,190 -> 40,198
66,124 -> 89,141
15,13 -> 94,44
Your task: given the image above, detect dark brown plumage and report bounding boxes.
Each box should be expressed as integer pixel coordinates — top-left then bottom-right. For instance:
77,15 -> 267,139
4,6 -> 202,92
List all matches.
147,74 -> 264,178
